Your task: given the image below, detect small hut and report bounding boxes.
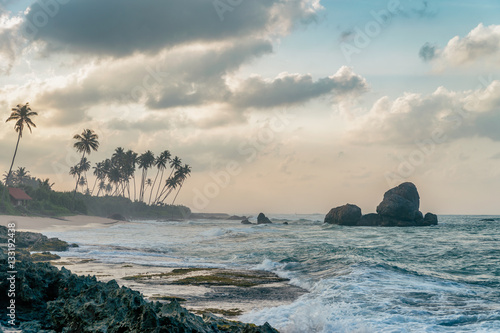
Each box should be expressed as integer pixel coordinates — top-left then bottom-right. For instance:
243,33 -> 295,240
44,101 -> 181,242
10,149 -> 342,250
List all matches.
8,188 -> 32,207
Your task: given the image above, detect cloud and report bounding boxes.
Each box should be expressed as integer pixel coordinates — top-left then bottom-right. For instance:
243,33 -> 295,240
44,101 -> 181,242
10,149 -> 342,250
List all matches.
22,0 -> 321,58
419,42 -> 437,61
34,44 -> 367,127
231,66 -> 368,109
0,14 -> 22,75
421,23 -> 500,68
346,81 -> 500,145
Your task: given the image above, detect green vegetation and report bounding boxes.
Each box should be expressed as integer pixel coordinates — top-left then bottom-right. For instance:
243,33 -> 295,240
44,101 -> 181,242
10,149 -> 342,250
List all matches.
1,104 -> 193,219
122,268 -> 212,281
149,295 -> 187,302
31,252 -> 61,262
172,275 -> 259,287
194,308 -> 243,317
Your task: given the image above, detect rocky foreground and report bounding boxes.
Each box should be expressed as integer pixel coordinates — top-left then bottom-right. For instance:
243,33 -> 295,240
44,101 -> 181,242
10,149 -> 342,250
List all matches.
0,226 -> 278,332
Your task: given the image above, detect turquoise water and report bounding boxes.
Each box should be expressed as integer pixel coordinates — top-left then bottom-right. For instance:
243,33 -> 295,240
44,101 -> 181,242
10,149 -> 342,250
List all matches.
46,215 -> 500,332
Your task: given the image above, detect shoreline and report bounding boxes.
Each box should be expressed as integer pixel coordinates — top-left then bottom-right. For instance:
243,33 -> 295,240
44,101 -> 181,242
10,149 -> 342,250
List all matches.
0,214 -> 124,232
0,215 -> 306,325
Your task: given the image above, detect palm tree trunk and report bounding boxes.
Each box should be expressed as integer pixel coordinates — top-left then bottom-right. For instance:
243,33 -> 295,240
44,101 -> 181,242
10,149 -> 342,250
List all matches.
73,151 -> 86,199
132,174 -> 137,202
148,169 -> 160,205
6,132 -> 21,186
91,176 -> 99,195
171,180 -> 185,205
154,169 -> 165,204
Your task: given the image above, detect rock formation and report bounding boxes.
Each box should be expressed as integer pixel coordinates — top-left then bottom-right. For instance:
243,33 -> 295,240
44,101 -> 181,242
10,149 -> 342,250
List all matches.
257,213 -> 272,224
324,182 -> 438,227
324,204 -> 362,225
0,247 -> 278,332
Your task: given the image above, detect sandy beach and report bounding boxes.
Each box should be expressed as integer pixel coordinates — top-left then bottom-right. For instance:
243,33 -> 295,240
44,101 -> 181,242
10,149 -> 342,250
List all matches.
0,214 -> 123,232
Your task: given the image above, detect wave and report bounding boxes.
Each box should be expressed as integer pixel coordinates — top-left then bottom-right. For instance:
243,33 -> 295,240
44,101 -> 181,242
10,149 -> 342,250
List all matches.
241,262 -> 500,332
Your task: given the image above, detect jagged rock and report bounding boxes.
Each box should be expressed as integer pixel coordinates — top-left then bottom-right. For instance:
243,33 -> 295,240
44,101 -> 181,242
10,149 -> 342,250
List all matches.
376,182 -> 420,221
241,219 -> 252,225
358,213 -> 381,226
257,213 -> 272,224
324,204 -> 362,225
0,247 -> 279,332
0,226 -> 69,251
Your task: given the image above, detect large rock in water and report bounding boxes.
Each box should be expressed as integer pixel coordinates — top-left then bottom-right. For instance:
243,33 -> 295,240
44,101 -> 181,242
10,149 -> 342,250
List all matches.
376,182 -> 420,221
376,182 -> 437,227
324,204 -> 362,225
257,213 -> 272,224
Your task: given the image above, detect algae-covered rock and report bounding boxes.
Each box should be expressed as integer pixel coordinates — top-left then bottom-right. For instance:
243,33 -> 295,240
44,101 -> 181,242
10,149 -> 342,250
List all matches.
0,247 -> 279,332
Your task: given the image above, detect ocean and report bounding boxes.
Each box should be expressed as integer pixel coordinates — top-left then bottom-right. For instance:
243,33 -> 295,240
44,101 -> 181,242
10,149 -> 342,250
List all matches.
44,215 -> 500,333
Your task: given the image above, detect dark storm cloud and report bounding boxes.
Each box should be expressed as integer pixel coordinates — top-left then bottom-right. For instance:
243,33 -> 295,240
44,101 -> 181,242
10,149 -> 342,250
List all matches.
22,0 -> 314,57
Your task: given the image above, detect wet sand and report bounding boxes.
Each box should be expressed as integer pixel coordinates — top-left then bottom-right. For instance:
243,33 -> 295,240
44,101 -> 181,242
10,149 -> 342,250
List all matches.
0,214 -> 123,232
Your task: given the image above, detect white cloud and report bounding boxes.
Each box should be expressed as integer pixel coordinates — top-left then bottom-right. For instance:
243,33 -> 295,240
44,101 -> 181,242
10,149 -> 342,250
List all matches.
420,23 -> 500,68
346,80 -> 500,145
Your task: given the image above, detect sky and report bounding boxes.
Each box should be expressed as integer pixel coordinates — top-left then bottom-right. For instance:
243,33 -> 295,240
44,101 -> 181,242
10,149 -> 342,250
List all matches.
0,0 -> 500,215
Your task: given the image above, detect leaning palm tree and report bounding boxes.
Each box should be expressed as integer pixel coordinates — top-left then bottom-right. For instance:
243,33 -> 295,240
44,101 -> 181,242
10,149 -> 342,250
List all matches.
5,103 -> 37,186
72,129 -> 99,198
172,164 -> 191,205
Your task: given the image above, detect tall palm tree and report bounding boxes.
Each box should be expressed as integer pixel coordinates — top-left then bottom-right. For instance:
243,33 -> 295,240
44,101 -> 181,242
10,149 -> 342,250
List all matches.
149,150 -> 169,204
5,103 -> 37,186
138,151 -> 155,202
72,129 -> 99,198
124,150 -> 138,201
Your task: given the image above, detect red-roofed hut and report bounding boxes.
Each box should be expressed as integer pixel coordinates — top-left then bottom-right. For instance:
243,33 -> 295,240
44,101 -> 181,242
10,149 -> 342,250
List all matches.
8,188 -> 32,206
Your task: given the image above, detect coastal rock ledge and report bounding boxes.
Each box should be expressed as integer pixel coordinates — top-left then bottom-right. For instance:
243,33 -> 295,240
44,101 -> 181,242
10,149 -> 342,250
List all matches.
324,182 -> 438,227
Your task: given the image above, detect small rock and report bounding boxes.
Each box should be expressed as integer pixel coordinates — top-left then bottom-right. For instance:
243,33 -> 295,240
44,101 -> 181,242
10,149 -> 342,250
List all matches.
423,213 -> 438,226
257,213 -> 272,224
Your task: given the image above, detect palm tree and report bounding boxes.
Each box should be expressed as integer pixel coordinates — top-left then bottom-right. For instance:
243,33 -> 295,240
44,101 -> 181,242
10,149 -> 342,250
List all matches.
157,176 -> 179,203
156,156 -> 181,203
138,151 -> 155,202
14,166 -> 30,186
91,162 -> 105,195
5,103 -> 37,186
149,150 -> 170,204
124,150 -> 138,201
78,177 -> 87,193
172,164 -> 191,205
97,180 -> 106,197
72,129 -> 99,198
39,178 -> 54,191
